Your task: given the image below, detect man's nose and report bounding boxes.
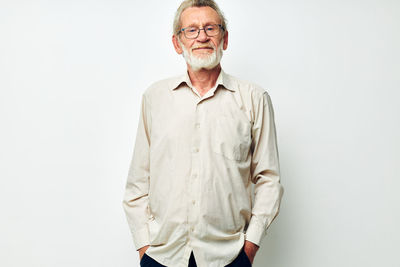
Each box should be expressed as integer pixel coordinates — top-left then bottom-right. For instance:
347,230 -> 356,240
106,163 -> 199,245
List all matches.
196,29 -> 209,42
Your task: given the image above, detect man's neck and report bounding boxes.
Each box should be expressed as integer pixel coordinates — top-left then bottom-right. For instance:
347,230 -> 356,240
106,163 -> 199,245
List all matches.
187,64 -> 221,97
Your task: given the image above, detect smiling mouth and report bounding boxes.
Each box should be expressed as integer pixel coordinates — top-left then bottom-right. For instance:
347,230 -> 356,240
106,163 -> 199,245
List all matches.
192,47 -> 213,52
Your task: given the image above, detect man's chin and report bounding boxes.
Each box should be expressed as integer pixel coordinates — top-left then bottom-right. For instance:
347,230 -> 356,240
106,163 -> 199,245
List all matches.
192,51 -> 213,58
184,51 -> 221,71
191,54 -> 212,60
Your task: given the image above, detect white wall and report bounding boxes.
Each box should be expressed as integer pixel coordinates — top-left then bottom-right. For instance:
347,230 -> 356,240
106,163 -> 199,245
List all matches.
0,0 -> 399,266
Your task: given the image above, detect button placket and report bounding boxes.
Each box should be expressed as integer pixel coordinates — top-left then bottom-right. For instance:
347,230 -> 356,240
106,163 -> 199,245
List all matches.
188,101 -> 202,236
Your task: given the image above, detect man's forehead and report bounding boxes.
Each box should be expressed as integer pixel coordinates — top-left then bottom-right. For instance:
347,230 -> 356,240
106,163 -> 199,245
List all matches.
180,6 -> 221,27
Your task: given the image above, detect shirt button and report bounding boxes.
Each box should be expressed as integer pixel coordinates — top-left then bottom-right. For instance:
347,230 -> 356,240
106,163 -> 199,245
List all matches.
192,147 -> 199,153
192,200 -> 196,205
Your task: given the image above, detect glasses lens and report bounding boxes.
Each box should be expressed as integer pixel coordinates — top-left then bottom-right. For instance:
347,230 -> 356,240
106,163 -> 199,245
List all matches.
184,27 -> 198,39
205,25 -> 219,36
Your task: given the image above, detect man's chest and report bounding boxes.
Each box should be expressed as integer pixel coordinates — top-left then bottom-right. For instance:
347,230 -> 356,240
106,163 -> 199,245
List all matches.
150,88 -> 253,162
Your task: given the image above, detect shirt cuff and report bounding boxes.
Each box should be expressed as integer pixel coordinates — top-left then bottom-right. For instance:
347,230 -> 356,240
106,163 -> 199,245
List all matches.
132,226 -> 150,250
245,217 -> 266,246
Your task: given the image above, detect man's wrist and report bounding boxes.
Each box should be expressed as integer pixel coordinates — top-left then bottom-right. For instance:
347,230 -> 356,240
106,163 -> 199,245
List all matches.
244,240 -> 259,264
138,245 -> 150,260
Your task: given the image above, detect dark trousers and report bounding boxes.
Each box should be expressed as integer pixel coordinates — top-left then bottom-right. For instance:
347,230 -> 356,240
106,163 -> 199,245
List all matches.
140,249 -> 252,267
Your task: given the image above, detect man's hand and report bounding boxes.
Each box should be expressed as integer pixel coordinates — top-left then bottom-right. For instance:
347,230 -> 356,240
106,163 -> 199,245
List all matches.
244,240 -> 259,264
138,245 -> 150,260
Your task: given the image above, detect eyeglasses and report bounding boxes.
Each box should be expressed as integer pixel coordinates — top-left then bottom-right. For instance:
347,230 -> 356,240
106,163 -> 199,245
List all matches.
180,24 -> 224,39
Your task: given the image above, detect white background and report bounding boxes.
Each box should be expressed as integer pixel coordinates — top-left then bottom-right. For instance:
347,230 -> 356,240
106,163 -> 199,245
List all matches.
1,0 -> 399,266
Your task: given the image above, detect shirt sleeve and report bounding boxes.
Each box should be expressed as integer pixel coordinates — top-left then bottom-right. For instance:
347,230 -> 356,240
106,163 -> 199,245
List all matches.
245,91 -> 284,246
122,93 -> 152,250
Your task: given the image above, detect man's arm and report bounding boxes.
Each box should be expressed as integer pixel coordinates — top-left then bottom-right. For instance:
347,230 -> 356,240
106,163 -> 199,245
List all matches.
122,93 -> 152,254
246,91 -> 284,251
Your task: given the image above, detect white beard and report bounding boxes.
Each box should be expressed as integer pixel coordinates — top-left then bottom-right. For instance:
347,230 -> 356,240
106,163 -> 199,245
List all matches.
179,38 -> 224,71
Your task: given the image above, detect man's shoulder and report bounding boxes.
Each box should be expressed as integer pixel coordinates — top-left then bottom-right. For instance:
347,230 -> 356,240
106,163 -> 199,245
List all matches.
225,72 -> 269,98
143,75 -> 183,97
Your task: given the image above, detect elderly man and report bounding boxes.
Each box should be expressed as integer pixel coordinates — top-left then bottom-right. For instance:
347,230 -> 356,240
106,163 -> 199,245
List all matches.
123,0 -> 284,266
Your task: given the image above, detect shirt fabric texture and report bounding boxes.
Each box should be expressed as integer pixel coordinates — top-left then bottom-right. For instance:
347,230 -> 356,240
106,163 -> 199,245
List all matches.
123,69 -> 284,267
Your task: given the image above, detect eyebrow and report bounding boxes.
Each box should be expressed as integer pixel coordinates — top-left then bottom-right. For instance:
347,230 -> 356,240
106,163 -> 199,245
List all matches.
185,21 -> 219,28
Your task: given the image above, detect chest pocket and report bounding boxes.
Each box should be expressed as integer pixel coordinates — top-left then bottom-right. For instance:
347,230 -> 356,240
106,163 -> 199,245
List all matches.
211,114 -> 251,161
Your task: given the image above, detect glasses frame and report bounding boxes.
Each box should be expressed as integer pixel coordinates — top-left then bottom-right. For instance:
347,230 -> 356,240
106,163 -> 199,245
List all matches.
180,24 -> 225,39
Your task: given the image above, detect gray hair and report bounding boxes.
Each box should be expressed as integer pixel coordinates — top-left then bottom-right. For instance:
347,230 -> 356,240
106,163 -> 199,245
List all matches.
173,0 -> 227,36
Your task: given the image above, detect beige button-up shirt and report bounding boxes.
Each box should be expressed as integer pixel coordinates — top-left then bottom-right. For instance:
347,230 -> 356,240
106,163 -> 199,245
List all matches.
123,69 -> 283,267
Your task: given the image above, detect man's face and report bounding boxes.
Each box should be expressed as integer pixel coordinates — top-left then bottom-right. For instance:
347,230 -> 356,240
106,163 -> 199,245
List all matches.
173,6 -> 228,70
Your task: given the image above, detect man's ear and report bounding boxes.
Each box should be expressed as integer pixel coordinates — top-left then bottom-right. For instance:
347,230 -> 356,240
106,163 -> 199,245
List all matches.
172,35 -> 183,54
223,30 -> 229,50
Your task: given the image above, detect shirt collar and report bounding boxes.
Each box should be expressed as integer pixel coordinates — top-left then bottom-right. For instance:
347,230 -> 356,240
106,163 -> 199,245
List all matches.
169,69 -> 236,92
